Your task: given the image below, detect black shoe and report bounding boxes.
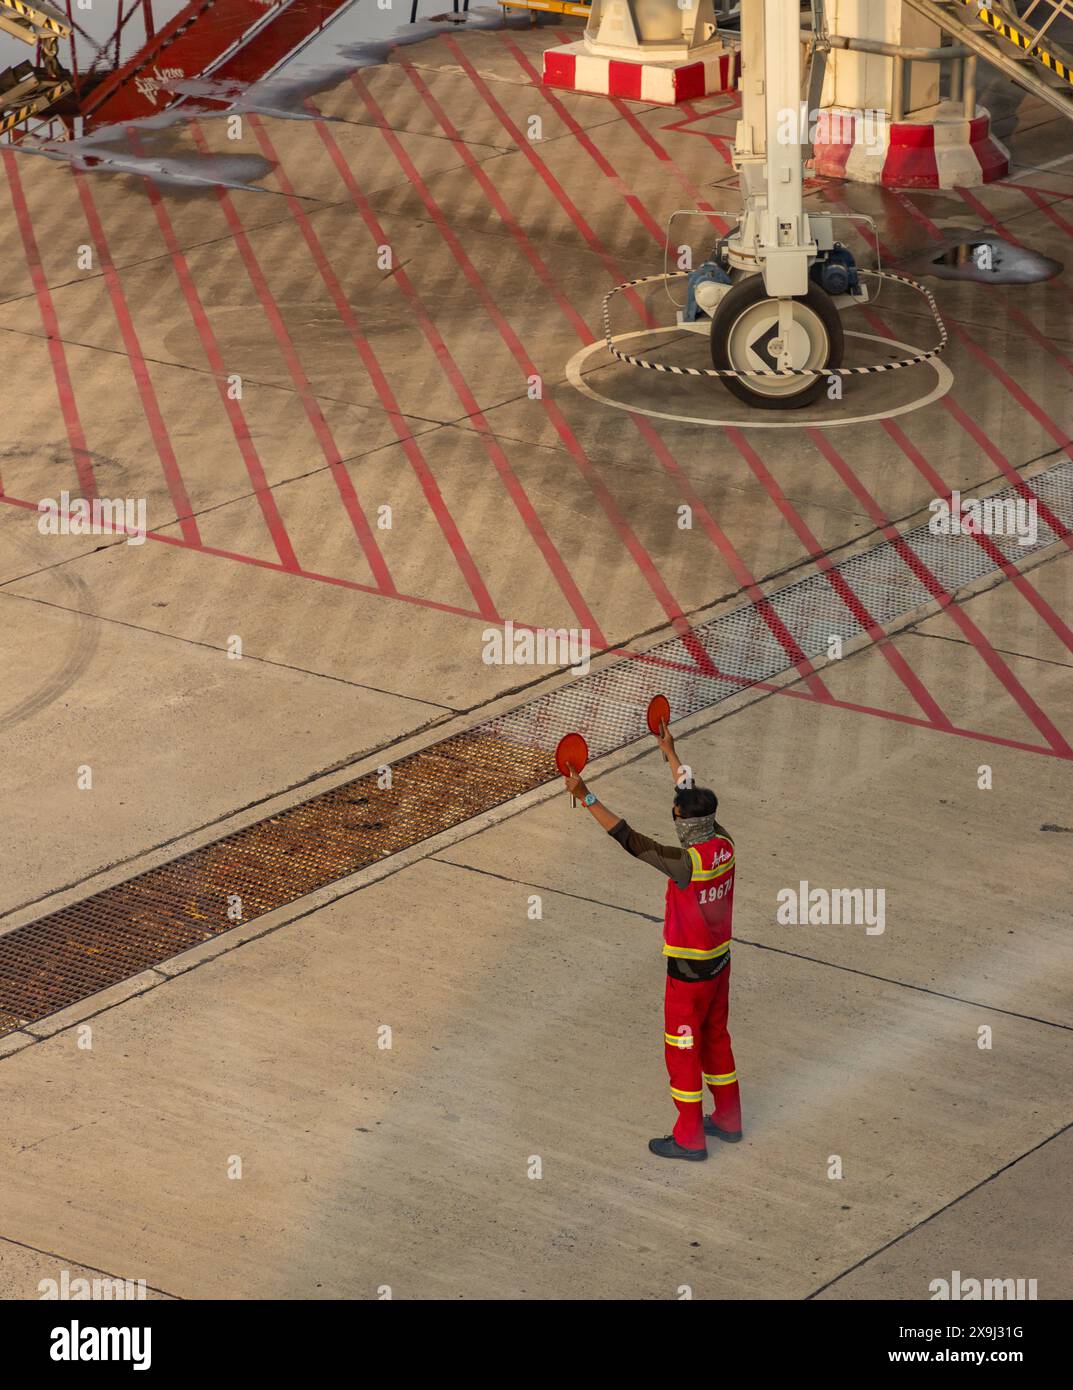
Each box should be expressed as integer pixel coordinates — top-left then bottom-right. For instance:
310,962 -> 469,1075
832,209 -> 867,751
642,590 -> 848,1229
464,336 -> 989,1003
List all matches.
703,1115 -> 743,1142
648,1134 -> 708,1161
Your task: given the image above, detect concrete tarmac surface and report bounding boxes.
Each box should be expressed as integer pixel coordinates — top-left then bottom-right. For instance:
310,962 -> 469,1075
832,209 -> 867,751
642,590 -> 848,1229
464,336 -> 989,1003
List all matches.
0,14 -> 1071,1301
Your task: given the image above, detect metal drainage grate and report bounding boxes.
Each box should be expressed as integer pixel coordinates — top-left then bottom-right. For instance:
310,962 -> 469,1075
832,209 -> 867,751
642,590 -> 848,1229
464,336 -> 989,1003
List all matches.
1,458 -> 1070,1035
0,732 -> 553,1031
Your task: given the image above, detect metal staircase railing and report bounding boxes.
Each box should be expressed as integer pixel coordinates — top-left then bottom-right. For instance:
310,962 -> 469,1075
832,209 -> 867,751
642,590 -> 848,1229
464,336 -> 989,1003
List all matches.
904,0 -> 1073,121
0,0 -> 73,138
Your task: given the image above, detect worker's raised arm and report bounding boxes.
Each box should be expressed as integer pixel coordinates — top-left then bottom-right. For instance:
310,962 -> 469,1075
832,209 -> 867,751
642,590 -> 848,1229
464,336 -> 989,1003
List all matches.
607,818 -> 692,889
563,770 -> 692,889
656,728 -> 691,789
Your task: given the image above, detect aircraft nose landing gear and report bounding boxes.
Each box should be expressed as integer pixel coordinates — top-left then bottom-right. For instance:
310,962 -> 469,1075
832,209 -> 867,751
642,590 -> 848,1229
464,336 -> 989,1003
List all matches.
709,277 -> 844,410
593,1 -> 949,412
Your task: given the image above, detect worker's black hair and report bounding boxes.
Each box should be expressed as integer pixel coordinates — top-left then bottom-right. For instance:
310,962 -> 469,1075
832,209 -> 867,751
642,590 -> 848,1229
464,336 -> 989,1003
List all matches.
674,786 -> 718,819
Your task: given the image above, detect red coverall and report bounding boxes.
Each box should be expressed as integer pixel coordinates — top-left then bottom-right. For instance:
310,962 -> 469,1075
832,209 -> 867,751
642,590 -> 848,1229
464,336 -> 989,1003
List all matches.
609,818 -> 741,1150
663,836 -> 740,1149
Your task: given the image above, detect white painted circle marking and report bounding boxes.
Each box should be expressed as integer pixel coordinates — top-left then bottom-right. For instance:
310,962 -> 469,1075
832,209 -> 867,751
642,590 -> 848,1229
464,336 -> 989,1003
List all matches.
565,330 -> 954,429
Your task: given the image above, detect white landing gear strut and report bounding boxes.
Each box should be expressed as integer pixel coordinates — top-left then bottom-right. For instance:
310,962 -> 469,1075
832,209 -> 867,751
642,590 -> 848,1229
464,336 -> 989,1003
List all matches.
600,0 -> 949,408
708,0 -> 848,407
694,0 -> 951,406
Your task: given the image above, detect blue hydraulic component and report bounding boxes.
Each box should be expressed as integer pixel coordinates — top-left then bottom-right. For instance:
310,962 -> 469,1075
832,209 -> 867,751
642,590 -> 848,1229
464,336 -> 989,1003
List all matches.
811,243 -> 860,297
684,259 -> 732,321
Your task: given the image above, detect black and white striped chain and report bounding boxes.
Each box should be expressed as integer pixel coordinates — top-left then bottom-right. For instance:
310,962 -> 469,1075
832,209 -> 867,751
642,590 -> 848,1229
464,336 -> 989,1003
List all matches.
601,270 -> 948,379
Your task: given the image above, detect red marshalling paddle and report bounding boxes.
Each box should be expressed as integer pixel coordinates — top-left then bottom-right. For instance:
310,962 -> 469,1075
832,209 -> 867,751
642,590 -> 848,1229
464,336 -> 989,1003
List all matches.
646,694 -> 671,759
555,732 -> 589,809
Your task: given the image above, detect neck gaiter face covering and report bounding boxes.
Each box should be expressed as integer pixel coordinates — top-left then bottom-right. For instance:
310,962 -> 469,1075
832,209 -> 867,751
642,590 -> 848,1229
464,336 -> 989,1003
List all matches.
674,813 -> 719,848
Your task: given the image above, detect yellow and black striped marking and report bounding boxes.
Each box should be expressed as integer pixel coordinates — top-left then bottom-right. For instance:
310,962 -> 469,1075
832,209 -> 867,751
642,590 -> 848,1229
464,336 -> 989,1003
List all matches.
500,0 -> 591,16
0,78 -> 72,136
952,0 -> 1073,90
0,0 -> 70,38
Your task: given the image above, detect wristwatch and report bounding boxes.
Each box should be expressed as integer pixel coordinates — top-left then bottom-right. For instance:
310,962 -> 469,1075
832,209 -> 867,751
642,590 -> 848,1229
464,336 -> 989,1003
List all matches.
582,792 -> 597,808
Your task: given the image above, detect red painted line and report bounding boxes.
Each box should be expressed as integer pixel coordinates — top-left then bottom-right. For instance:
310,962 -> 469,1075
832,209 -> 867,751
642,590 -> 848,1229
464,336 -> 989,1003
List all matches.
840,201 -> 1073,542
0,492 -> 487,620
321,91 -> 604,647
621,640 -> 1069,762
775,683 -> 1071,762
2,150 -> 97,500
980,304 -> 1073,376
70,168 -> 201,547
524,61 -> 848,699
878,450 -> 1067,756
854,240 -> 1073,668
913,398 -> 1073,666
985,297 -> 1073,376
482,46 -> 835,696
814,399 -> 1073,756
126,131 -> 299,573
894,190 -> 1073,399
385,66 -> 716,678
831,199 -> 1073,684
449,46 -> 830,696
973,180 -> 1073,241
917,191 -> 1073,547
403,61 -> 777,666
628,418 -> 831,699
402,66 -> 759,681
938,396 -> 1073,551
187,120 -> 395,594
545,86 -> 950,716
622,643 -> 778,682
402,63 -> 594,342
502,34 -> 669,247
1,491 -> 144,541
664,97 -> 742,126
812,424 -> 1065,724
995,179 -> 1073,200
440,34 -> 653,330
753,426 -> 956,729
2,483 -> 1054,763
1,487 -> 1062,761
879,407 -> 1073,662
953,183 -> 1073,327
666,99 -> 739,162
244,114 -> 499,623
609,97 -> 731,235
948,326 -> 1073,455
586,104 -> 1063,739
723,434 -> 948,720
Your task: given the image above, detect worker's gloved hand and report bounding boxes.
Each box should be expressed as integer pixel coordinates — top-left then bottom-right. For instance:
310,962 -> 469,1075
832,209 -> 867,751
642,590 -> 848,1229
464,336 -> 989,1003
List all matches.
565,771 -> 588,800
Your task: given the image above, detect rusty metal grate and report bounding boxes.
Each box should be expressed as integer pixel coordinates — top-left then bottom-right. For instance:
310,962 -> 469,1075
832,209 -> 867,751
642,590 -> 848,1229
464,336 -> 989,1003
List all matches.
1,456 -> 1070,1036
0,733 -> 553,1032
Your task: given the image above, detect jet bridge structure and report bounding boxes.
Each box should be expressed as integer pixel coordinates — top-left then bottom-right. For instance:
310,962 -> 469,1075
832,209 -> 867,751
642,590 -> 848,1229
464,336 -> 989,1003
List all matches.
0,0 -> 350,141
